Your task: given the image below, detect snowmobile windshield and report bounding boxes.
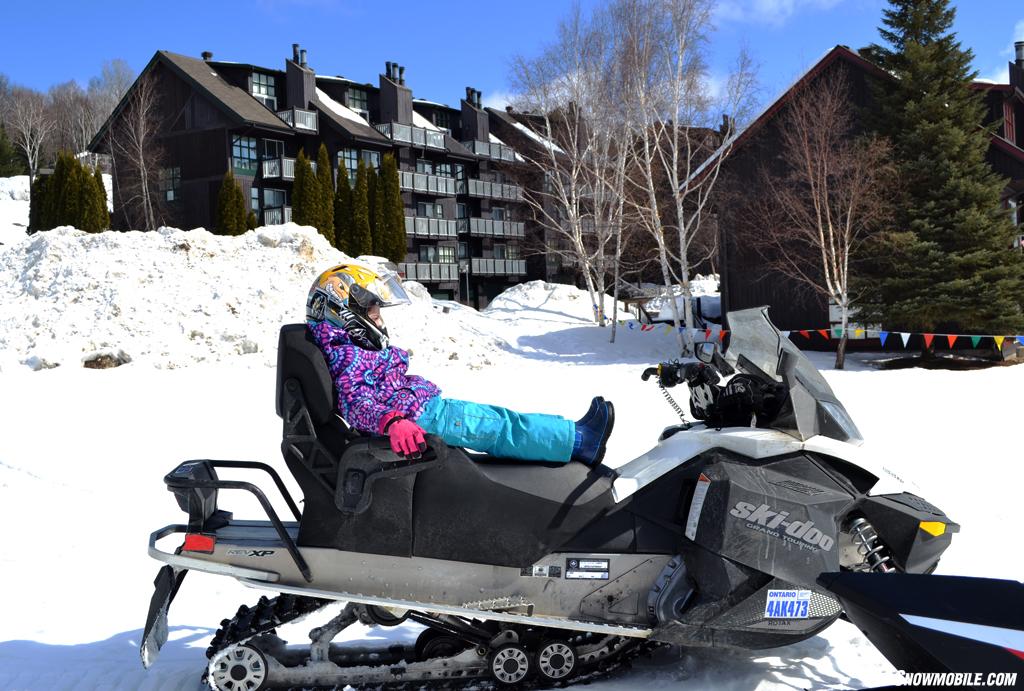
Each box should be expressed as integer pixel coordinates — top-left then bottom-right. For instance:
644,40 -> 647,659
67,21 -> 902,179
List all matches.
722,307 -> 863,445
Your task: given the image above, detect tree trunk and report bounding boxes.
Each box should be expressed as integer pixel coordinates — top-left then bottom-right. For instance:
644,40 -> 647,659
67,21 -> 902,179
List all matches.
834,305 -> 849,369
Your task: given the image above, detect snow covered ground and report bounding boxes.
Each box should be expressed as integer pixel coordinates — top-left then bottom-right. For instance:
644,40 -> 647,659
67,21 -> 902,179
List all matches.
0,194 -> 1022,689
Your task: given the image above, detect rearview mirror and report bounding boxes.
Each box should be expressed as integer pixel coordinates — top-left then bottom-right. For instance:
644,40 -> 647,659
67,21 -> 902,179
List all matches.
695,342 -> 716,363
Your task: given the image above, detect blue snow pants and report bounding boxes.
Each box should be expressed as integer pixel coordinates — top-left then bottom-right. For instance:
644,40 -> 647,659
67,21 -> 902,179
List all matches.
415,396 -> 574,463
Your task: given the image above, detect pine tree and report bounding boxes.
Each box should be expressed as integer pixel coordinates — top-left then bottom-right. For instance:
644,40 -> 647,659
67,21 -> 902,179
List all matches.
334,167 -> 354,255
215,170 -> 246,235
367,165 -> 379,253
0,125 -> 27,177
379,153 -> 407,263
351,159 -> 373,257
28,175 -> 47,233
292,150 -> 323,230
371,166 -> 389,256
93,167 -> 110,230
247,210 -> 258,230
79,164 -> 104,233
314,143 -> 336,245
855,0 -> 1024,335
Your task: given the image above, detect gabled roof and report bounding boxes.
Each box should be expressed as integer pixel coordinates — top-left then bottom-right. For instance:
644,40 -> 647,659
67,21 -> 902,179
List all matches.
88,50 -> 292,150
685,45 -> 888,186
312,88 -> 391,146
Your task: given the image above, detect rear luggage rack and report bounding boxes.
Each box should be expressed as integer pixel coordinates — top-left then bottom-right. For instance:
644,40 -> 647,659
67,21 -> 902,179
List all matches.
163,460 -> 312,581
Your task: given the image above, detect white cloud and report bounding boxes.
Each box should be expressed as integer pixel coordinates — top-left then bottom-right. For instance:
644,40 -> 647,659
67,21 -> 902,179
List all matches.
715,0 -> 842,27
481,90 -> 515,110
977,19 -> 1024,84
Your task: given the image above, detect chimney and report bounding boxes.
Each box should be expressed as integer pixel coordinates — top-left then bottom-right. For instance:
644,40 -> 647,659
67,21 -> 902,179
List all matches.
1016,41 -> 1024,69
398,65 -> 406,86
299,49 -> 307,67
462,87 -> 489,141
476,90 -> 483,108
201,51 -> 213,62
386,61 -> 394,80
380,64 -> 412,125
292,43 -> 300,62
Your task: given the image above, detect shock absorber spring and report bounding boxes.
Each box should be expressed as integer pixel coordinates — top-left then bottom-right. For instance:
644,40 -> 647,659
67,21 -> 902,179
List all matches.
847,517 -> 896,573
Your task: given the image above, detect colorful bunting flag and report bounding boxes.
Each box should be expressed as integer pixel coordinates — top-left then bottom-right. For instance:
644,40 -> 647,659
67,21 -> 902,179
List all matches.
627,321 -> 636,330
705,328 -> 712,341
946,334 -> 957,348
833,327 -> 843,338
782,331 -> 791,339
799,330 -> 810,339
879,331 -> 889,346
1018,336 -> 1024,347
641,324 -> 654,332
817,329 -> 830,340
855,329 -> 864,338
995,335 -> 1005,349
970,336 -> 981,348
900,332 -> 911,347
923,333 -> 934,348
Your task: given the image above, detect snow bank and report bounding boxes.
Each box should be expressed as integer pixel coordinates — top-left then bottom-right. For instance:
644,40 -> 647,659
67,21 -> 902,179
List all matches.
0,175 -> 30,247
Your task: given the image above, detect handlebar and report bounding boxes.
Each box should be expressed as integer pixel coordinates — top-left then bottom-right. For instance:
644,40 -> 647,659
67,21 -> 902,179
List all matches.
641,366 -> 660,381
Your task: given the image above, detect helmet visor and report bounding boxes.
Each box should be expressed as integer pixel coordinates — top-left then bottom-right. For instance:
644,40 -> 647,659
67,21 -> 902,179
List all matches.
354,271 -> 411,309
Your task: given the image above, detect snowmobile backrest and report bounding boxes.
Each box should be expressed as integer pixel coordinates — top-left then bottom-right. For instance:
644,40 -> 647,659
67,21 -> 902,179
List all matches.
276,324 -> 336,425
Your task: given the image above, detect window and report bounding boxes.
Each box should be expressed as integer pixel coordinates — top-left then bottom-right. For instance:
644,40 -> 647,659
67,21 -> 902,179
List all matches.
250,187 -> 260,212
417,202 -> 443,218
491,207 -> 506,221
494,244 -> 507,260
433,110 -> 451,131
438,246 -> 455,263
159,167 -> 181,202
506,244 -> 520,260
263,188 -> 286,208
454,163 -> 466,180
251,73 -> 277,111
419,245 -> 439,263
338,149 -> 359,181
458,242 -> 468,260
362,150 -> 380,170
347,88 -> 368,112
416,159 -> 433,175
232,136 -> 258,175
436,163 -> 453,178
456,203 -> 468,219
261,139 -> 284,160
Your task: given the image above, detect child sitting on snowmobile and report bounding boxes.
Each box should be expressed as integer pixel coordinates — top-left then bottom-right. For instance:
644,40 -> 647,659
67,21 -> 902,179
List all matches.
306,263 -> 615,466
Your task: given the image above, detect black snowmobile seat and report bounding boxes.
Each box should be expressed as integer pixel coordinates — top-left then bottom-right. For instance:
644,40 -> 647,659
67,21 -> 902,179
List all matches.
274,323 -> 619,568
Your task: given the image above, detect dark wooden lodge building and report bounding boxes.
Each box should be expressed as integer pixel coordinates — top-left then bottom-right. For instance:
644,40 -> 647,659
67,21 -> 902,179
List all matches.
710,44 -> 1024,333
89,45 -> 533,307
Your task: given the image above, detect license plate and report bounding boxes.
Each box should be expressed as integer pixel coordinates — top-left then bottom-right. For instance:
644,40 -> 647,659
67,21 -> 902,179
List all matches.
141,565 -> 187,668
764,589 -> 811,619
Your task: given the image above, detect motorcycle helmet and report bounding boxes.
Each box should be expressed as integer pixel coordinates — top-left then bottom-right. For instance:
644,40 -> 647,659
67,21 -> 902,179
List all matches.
306,263 -> 411,350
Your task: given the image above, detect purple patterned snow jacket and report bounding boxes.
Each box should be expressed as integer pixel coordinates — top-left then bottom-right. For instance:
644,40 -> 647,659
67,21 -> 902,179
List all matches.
308,320 -> 441,434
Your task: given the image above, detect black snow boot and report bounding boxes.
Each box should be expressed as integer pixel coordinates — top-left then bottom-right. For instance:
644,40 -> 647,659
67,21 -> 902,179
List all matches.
577,396 -> 605,427
572,400 -> 614,467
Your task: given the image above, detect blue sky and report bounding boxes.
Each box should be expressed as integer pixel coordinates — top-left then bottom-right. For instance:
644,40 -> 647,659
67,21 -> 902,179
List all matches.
1,0 -> 1021,113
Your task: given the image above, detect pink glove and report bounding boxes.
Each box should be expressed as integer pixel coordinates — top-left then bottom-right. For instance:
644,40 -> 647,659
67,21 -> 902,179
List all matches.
386,417 -> 427,458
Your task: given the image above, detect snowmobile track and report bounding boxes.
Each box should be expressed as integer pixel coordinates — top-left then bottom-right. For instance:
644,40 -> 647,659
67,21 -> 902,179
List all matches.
204,594 -> 661,690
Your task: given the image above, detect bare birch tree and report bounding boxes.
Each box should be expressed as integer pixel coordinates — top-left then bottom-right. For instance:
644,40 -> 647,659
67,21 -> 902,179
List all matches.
750,70 -> 893,369
617,0 -> 755,355
510,5 -> 624,326
109,73 -> 164,230
7,87 -> 54,180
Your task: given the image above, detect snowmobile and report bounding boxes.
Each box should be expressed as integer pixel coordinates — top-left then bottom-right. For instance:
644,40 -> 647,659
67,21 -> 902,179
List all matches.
142,306 -> 994,690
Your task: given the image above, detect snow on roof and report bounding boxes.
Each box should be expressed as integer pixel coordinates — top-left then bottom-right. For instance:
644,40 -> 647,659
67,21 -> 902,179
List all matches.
412,109 -> 441,132
315,87 -> 369,126
488,133 -> 507,146
413,98 -> 452,109
511,121 -> 566,155
317,74 -> 352,82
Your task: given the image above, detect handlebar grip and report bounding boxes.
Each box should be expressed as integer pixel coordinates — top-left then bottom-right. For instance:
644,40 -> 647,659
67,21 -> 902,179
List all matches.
641,366 -> 659,381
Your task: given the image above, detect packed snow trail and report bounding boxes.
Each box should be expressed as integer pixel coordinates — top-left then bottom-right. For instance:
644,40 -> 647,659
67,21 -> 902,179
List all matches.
1,221 -> 1022,690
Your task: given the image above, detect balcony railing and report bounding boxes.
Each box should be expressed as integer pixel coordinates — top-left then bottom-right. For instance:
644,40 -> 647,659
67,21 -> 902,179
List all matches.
262,206 -> 292,225
466,178 -> 523,201
404,216 -> 458,238
458,218 -> 525,238
232,157 -> 259,178
399,262 -> 459,282
471,258 -> 527,275
375,123 -> 446,150
260,157 -> 314,180
277,107 -> 318,132
462,140 -> 517,162
399,171 -> 458,196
